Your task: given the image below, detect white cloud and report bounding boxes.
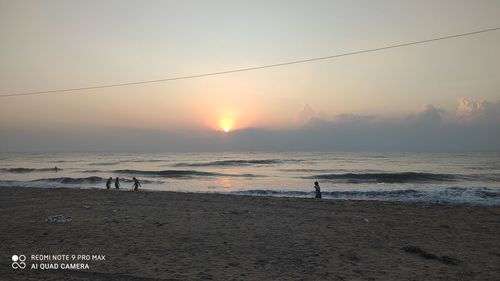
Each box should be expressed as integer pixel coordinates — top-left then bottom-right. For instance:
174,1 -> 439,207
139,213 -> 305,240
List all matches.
296,104 -> 317,125
2,100 -> 499,152
456,98 -> 484,119
414,104 -> 445,124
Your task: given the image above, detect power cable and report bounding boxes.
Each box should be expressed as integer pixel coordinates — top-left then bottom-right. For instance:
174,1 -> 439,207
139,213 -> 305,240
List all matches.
1,27 -> 499,98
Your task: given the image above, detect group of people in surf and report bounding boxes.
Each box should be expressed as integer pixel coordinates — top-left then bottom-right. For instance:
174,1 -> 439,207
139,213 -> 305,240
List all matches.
106,177 -> 141,191
103,175 -> 320,198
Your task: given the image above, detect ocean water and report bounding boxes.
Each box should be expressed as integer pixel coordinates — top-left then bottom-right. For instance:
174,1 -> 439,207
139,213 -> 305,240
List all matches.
1,152 -> 499,205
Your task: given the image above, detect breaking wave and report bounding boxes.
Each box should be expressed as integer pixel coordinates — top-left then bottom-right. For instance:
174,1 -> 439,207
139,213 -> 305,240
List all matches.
127,159 -> 166,163
306,172 -> 459,183
114,169 -> 261,178
233,187 -> 500,204
30,176 -> 156,184
173,159 -> 299,167
1,167 -> 62,173
81,169 -> 104,173
88,162 -> 121,166
234,189 -> 422,198
32,176 -> 105,184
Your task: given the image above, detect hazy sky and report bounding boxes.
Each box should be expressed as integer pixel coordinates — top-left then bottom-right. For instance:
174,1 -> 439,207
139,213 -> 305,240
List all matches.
0,0 -> 499,152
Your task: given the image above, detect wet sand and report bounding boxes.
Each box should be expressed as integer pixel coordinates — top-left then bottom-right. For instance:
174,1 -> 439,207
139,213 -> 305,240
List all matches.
1,186 -> 499,281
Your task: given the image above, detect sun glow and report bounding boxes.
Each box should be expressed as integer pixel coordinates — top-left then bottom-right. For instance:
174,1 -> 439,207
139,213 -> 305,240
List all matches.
219,119 -> 234,133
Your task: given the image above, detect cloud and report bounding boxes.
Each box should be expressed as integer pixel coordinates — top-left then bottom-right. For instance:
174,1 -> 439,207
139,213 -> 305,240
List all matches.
455,98 -> 500,127
297,104 -> 317,125
472,100 -> 500,125
333,113 -> 376,123
414,104 -> 445,124
1,99 -> 499,152
456,98 -> 484,119
228,99 -> 500,152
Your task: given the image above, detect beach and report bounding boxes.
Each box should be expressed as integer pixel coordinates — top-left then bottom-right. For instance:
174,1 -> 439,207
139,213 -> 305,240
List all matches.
1,186 -> 499,281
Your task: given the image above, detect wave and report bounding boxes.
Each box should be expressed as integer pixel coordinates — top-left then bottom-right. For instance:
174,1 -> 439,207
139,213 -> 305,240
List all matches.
233,187 -> 500,203
1,167 -> 61,173
31,176 -> 105,184
115,169 -> 220,177
81,169 -> 105,173
114,169 -> 261,178
279,168 -> 346,173
473,174 -> 500,182
280,168 -> 384,173
127,159 -> 166,163
475,190 -> 500,198
30,176 -> 157,184
173,159 -> 299,167
305,172 -> 458,183
443,187 -> 500,198
88,162 -> 121,166
87,159 -> 168,166
234,189 -> 422,198
235,189 -> 311,196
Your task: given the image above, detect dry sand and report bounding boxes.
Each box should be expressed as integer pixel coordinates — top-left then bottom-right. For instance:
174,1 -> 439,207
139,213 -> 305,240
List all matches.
1,186 -> 499,281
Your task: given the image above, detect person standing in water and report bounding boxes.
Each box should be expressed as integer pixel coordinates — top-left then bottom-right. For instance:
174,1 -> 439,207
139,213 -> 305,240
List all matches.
314,181 -> 322,199
132,177 -> 141,191
106,177 -> 112,189
114,177 -> 120,189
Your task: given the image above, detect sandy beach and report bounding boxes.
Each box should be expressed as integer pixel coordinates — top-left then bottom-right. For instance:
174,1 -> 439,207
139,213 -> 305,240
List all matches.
1,186 -> 499,281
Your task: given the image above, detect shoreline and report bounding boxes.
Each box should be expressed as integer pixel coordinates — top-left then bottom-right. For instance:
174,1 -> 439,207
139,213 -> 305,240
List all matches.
1,186 -> 500,280
2,184 -> 499,207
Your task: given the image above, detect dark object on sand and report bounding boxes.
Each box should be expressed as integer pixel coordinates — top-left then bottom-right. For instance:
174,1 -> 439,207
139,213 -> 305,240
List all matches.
46,214 -> 72,223
54,166 -> 59,172
115,177 -> 120,189
402,245 -> 461,265
106,177 -> 112,189
132,177 -> 141,191
314,181 -> 322,199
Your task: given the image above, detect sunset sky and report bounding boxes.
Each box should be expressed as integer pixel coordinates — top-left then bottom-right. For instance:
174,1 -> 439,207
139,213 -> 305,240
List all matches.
1,0 -> 499,151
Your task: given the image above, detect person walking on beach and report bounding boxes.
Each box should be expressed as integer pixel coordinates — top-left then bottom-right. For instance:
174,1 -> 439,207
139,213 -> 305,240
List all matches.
115,177 -> 120,189
314,181 -> 322,199
132,177 -> 141,191
54,166 -> 59,172
106,177 -> 112,189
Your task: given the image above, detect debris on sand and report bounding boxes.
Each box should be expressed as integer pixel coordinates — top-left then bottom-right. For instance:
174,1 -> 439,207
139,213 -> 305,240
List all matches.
46,215 -> 73,224
104,217 -> 120,223
339,250 -> 360,264
402,245 -> 461,265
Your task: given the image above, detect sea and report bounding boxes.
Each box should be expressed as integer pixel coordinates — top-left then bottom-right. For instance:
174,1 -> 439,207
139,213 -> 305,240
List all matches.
1,152 -> 499,205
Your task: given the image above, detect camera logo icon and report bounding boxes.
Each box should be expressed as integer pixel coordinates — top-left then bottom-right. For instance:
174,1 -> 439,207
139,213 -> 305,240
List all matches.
12,255 -> 26,269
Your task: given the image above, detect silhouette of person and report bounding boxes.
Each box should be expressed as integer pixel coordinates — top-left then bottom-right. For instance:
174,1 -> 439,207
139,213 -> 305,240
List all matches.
54,166 -> 59,172
132,177 -> 141,191
106,177 -> 112,189
314,181 -> 322,199
115,177 -> 120,189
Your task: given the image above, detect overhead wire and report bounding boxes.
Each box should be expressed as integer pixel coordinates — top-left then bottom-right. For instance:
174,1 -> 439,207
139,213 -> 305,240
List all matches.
1,27 -> 499,98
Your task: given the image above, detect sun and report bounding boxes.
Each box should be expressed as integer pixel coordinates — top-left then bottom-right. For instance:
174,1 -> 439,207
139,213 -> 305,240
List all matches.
219,119 -> 234,133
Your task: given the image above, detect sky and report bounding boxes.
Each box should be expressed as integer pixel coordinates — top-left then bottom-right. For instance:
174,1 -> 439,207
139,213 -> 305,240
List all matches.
0,0 -> 499,152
